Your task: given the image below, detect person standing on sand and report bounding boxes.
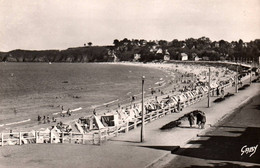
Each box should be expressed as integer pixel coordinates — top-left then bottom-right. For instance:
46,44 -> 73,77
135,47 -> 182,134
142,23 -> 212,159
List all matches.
67,108 -> 71,116
37,115 -> 41,121
43,116 -> 46,124
47,115 -> 50,123
37,115 -> 41,124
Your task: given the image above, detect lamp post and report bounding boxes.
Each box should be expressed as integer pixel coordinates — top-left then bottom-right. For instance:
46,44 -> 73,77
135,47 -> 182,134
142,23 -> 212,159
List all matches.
141,76 -> 145,142
235,64 -> 238,93
207,68 -> 211,108
250,68 -> 252,84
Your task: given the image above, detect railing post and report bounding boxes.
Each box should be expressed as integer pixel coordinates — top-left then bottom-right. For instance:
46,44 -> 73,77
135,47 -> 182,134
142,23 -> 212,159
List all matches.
1,133 -> 4,146
82,134 -> 84,144
126,122 -> 129,133
89,118 -> 93,130
19,132 -> 22,145
162,109 -> 165,117
92,133 -> 95,145
70,132 -> 73,143
35,131 -> 38,144
149,113 -> 152,122
104,129 -> 107,141
115,126 -> 118,137
50,131 -> 53,144
134,119 -> 137,129
61,132 -> 64,143
155,111 -> 158,119
99,130 -> 102,145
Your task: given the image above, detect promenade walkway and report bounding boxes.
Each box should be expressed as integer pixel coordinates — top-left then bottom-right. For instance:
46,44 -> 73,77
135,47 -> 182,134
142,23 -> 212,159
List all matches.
0,78 -> 259,168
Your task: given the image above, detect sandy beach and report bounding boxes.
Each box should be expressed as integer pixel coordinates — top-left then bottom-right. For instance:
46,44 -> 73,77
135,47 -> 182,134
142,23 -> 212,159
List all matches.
0,62 -> 236,134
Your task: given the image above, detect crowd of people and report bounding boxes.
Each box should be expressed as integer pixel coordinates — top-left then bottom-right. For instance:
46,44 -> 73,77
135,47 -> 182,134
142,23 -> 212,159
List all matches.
35,64 -> 237,134
72,65 -> 235,132
187,110 -> 206,129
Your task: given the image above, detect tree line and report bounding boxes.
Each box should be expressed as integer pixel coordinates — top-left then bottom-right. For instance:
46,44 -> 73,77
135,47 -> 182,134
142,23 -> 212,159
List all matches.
0,37 -> 259,63
112,37 -> 260,62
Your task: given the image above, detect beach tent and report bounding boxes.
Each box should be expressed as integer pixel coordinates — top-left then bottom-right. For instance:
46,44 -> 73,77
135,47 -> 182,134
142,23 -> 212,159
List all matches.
74,121 -> 85,134
210,80 -> 218,88
146,103 -> 156,111
176,95 -> 185,102
167,98 -> 177,107
185,92 -> 193,99
117,109 -> 128,121
41,128 -> 51,134
80,115 -> 105,130
100,114 -> 119,127
132,108 -> 140,117
94,115 -> 105,129
180,94 -> 188,102
50,126 -> 61,143
37,128 -> 51,143
51,126 -> 61,133
128,109 -> 137,120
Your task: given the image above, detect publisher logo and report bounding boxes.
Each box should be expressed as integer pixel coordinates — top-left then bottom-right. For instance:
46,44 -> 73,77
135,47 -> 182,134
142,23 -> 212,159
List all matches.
241,145 -> 258,157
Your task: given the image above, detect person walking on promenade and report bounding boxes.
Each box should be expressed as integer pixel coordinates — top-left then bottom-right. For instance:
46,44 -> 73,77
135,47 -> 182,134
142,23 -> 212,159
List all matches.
196,111 -> 202,128
221,88 -> 225,98
177,99 -> 181,112
216,87 -> 220,97
196,111 -> 206,129
187,112 -> 195,128
201,112 -> 206,129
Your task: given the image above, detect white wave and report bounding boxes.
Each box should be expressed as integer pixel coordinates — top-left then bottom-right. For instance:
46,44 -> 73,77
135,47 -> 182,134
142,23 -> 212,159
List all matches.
53,107 -> 82,115
71,107 -> 82,112
103,99 -> 119,106
5,119 -> 31,126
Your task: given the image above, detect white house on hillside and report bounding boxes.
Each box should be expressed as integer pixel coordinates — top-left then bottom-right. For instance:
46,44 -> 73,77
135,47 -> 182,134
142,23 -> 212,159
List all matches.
164,49 -> 170,61
180,53 -> 188,61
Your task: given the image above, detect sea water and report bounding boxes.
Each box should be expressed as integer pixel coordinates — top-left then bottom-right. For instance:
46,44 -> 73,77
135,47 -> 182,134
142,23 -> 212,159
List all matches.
0,62 -> 170,125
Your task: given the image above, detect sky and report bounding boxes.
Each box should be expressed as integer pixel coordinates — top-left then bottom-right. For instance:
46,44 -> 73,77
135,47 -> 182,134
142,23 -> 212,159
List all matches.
0,0 -> 259,51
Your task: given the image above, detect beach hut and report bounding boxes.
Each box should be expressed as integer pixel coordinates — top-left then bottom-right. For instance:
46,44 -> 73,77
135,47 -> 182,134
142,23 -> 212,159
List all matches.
79,115 -> 105,130
93,116 -> 105,130
50,126 -> 61,143
100,114 -> 119,127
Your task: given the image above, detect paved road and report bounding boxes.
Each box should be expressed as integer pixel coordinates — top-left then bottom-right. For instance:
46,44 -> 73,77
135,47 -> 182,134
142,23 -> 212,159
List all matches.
163,94 -> 260,168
